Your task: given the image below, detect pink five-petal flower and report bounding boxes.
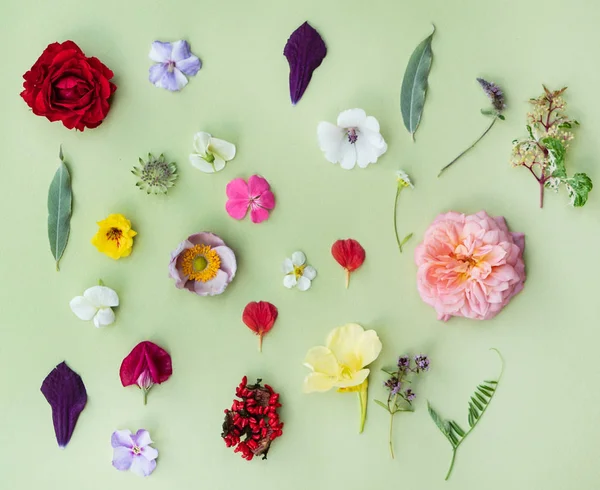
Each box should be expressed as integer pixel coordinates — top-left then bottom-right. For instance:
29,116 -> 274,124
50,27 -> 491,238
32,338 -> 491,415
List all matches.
226,175 -> 275,224
414,211 -> 526,322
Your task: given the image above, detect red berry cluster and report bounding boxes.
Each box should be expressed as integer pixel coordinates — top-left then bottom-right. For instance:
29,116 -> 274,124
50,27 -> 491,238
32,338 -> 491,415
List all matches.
221,376 -> 283,460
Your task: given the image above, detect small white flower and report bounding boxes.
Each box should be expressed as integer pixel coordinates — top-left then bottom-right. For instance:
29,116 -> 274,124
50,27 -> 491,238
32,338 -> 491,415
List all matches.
70,285 -> 119,328
396,170 -> 414,188
317,108 -> 387,170
189,132 -> 236,173
282,251 -> 317,291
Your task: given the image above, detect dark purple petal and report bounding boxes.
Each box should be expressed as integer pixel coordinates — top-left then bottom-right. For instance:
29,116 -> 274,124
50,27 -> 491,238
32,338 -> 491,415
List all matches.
283,21 -> 327,105
40,362 -> 87,448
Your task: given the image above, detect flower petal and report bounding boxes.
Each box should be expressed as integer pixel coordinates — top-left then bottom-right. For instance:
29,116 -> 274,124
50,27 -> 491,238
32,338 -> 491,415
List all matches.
187,232 -> 225,248
141,445 -> 159,461
111,429 -> 134,448
83,286 -> 119,308
282,258 -> 294,273
130,455 -> 156,477
317,121 -> 345,164
303,266 -> 317,280
213,245 -> 237,278
335,368 -> 370,388
296,276 -> 312,291
192,132 -> 211,156
326,323 -> 378,372
247,175 -> 271,196
176,56 -> 201,76
93,308 -> 115,328
250,205 -> 270,223
303,372 -> 336,393
291,251 -> 306,266
189,154 -> 217,173
339,139 -> 357,170
208,138 -> 236,162
132,429 -> 152,448
149,41 -> 173,63
283,274 -> 297,288
226,199 -> 249,220
337,108 -> 367,128
112,447 -> 134,471
256,190 -> 275,210
69,296 -> 97,321
148,64 -> 168,85
355,132 -> 378,168
193,269 -> 230,296
304,346 -> 339,375
171,40 -> 192,62
354,329 -> 382,367
226,177 -> 249,198
157,69 -> 188,92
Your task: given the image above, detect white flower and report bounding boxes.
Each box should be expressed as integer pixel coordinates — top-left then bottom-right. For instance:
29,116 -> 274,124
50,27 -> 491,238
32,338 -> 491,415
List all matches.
189,132 -> 236,173
396,170 -> 414,188
282,251 -> 317,291
70,286 -> 119,328
317,108 -> 387,170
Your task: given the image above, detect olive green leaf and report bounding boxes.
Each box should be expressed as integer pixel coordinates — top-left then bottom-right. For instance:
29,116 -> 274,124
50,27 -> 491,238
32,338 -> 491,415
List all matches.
400,25 -> 435,141
48,147 -> 72,271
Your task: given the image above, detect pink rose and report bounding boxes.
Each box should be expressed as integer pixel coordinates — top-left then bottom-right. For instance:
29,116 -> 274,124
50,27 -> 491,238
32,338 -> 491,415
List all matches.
415,211 -> 525,321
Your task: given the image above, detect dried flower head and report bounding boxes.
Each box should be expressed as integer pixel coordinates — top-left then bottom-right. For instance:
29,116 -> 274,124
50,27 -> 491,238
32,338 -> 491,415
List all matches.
132,153 -> 178,195
477,78 -> 506,113
222,377 -> 283,461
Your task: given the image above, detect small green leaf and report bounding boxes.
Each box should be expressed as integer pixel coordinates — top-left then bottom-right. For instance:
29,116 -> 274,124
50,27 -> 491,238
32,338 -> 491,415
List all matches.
565,172 -> 593,207
468,411 -> 475,427
526,125 -> 534,139
478,384 -> 494,395
558,122 -> 572,129
475,392 -> 488,404
484,380 -> 498,385
497,114 -> 505,120
471,396 -> 483,411
374,399 -> 391,412
400,233 -> 414,246
428,401 -> 450,439
449,420 -> 466,438
481,108 -> 495,116
400,25 -> 435,141
48,150 -> 72,271
447,430 -> 459,447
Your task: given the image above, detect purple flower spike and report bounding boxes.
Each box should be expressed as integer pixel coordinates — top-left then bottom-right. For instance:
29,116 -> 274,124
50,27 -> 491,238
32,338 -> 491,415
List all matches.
41,362 -> 87,448
283,22 -> 327,105
149,40 -> 201,92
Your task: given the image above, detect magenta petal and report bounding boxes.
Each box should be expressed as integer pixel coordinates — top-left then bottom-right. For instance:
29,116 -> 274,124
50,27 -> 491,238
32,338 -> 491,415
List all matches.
41,362 -> 87,448
250,205 -> 270,224
226,198 -> 249,220
256,190 -> 275,210
283,21 -> 327,105
226,178 -> 249,199
247,175 -> 271,196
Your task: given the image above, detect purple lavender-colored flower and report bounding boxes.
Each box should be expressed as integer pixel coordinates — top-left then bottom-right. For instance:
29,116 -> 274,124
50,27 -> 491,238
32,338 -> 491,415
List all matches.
112,429 -> 158,477
404,389 -> 416,402
397,356 -> 410,371
477,78 -> 506,112
414,354 -> 430,372
384,376 -> 402,395
149,41 -> 201,92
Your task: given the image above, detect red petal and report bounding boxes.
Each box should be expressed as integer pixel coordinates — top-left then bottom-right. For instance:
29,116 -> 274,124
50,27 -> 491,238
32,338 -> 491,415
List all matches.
331,239 -> 366,272
242,301 -> 278,335
119,341 -> 173,386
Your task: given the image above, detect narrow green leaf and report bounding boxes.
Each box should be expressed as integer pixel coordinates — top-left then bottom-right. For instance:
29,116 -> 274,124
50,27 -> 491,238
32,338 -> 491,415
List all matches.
484,380 -> 498,385
478,384 -> 494,395
427,402 -> 448,434
468,411 -> 475,427
471,396 -> 483,411
48,150 -> 72,271
469,403 -> 479,419
400,25 -> 435,141
497,114 -> 506,120
475,392 -> 488,404
449,420 -> 466,438
447,430 -> 459,447
374,399 -> 391,412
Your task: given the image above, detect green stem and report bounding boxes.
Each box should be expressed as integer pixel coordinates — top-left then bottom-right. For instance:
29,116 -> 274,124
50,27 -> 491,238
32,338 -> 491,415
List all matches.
358,380 -> 368,433
438,118 -> 498,177
389,412 -> 395,459
445,449 -> 457,480
143,389 -> 148,405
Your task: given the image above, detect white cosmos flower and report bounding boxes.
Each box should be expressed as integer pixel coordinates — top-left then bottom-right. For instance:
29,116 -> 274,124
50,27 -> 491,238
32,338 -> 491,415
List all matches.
282,251 -> 317,291
70,285 -> 119,328
317,108 -> 387,170
189,132 -> 236,173
396,170 -> 414,188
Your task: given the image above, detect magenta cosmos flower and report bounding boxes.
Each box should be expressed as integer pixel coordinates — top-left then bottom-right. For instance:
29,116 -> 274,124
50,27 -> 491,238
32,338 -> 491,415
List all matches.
169,232 -> 237,296
415,211 -> 525,321
226,175 -> 275,224
112,429 -> 158,477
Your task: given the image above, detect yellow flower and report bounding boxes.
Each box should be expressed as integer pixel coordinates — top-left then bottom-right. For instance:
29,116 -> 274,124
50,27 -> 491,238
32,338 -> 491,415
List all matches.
91,214 -> 137,260
303,323 -> 382,432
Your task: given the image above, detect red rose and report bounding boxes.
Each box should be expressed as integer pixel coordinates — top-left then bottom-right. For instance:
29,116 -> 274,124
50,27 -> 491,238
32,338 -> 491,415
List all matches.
21,41 -> 116,131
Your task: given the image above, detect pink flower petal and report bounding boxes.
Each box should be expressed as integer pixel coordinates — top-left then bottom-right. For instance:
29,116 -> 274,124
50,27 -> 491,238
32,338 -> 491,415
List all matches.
256,190 -> 275,210
250,205 -> 270,224
247,175 -> 271,196
226,178 -> 249,199
226,198 -> 250,220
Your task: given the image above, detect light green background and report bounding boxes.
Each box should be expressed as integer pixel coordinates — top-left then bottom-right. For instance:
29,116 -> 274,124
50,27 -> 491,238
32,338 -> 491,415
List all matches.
1,0 -> 599,488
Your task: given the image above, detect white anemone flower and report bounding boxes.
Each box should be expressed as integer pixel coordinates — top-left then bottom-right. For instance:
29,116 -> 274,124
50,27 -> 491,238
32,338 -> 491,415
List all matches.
189,132 -> 236,173
282,251 -> 317,291
70,285 -> 119,328
317,108 -> 387,170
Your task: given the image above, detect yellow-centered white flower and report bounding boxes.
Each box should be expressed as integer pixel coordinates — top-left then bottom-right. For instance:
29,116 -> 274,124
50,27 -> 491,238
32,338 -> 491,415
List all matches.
282,251 -> 316,291
70,285 -> 119,328
189,132 -> 236,173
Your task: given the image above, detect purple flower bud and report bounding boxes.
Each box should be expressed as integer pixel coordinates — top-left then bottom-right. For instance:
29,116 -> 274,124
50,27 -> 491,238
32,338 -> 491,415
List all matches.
397,356 -> 410,371
414,354 -> 430,372
477,78 -> 506,113
384,376 -> 402,395
405,389 -> 416,402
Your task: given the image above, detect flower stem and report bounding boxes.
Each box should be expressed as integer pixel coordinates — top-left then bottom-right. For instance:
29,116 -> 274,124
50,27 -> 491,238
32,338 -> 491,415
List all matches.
389,412 -> 395,459
393,188 -> 407,253
143,389 -> 148,406
438,118 -> 498,177
258,334 -> 263,353
539,180 -> 545,208
358,379 -> 368,433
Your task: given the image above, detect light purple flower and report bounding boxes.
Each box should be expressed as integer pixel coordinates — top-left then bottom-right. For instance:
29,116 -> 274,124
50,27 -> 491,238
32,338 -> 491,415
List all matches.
149,40 -> 201,92
111,429 -> 158,477
169,232 -> 237,296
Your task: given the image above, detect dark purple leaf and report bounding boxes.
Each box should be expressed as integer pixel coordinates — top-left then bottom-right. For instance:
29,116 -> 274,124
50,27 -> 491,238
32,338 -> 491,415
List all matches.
283,21 -> 327,105
41,361 -> 87,448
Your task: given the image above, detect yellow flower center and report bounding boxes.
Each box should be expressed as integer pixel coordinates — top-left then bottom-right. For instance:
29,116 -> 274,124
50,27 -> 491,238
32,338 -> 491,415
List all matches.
132,445 -> 142,455
106,227 -> 123,247
340,365 -> 354,380
181,244 -> 221,282
293,264 -> 305,279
